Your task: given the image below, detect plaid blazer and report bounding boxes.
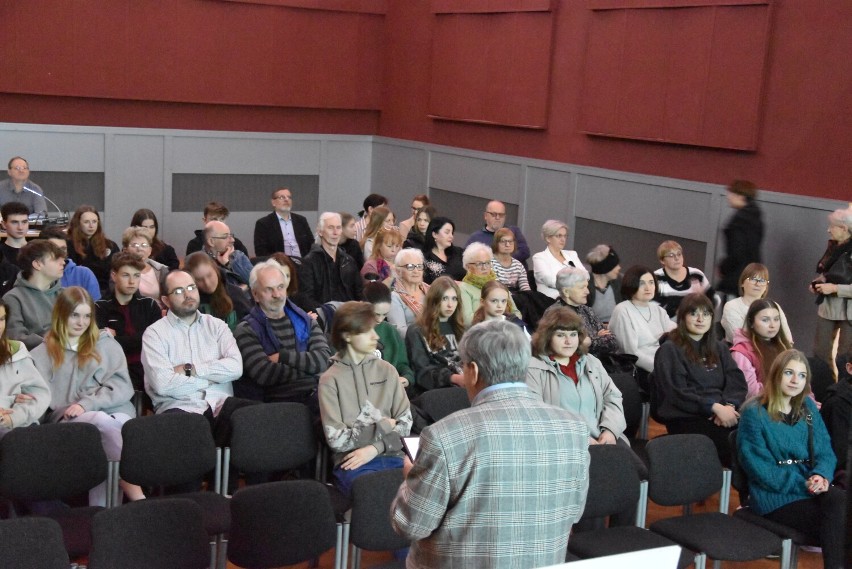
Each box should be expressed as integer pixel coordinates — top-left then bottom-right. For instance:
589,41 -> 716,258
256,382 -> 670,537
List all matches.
392,384 -> 590,569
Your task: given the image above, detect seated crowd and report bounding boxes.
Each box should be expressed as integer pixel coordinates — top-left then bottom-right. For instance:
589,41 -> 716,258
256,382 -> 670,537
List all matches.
0,171 -> 849,569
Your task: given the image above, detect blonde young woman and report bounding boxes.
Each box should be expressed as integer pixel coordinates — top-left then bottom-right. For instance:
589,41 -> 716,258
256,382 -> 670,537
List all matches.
31,287 -> 145,505
361,228 -> 403,284
360,206 -> 396,259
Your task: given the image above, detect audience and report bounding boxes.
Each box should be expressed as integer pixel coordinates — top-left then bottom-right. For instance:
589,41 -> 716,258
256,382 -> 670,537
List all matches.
361,227 -> 402,284
67,205 -> 118,296
0,298 -> 50,438
471,280 -> 528,336
397,194 -> 429,238
721,263 -> 793,343
651,293 -> 747,466
491,227 -> 530,292
298,212 -> 363,311
738,349 -> 845,569
121,226 -> 169,304
253,187 -> 314,261
403,205 -> 435,250
130,208 -> 180,270
586,244 -> 621,325
185,201 -> 249,257
319,301 -> 412,497
388,248 -> 429,338
653,240 -> 715,319
364,282 -> 415,390
532,219 -> 582,299
423,216 -> 465,284
31,286 -> 145,504
609,266 -> 676,392
95,252 -> 163,394
0,157 -> 47,214
3,240 -> 65,349
0,201 -> 30,266
234,260 -> 331,409
465,200 -> 531,267
405,276 -> 464,395
339,212 -> 365,270
360,206 -> 395,260
354,193 -> 388,243
40,226 -> 100,301
202,219 -> 253,289
730,298 -> 793,398
184,252 -> 251,331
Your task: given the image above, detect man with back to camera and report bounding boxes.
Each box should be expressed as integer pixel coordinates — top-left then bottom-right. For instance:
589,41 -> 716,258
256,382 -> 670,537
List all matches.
465,200 -> 531,267
391,319 -> 590,569
0,157 -> 47,215
298,212 -> 363,312
202,220 -> 253,290
233,259 -> 331,411
2,240 -> 65,350
185,201 -> 250,257
253,187 -> 314,261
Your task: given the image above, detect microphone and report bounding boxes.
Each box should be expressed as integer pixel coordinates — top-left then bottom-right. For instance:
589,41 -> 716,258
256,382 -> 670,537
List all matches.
22,184 -> 68,226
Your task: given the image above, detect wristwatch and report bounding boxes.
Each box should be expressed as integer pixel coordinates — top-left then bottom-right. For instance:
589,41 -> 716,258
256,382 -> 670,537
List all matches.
184,363 -> 194,377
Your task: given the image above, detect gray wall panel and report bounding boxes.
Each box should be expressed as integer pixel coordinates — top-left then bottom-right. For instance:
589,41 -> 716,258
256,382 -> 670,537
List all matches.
0,129 -> 105,171
523,167 -> 573,252
171,137 -> 321,174
322,140 -> 373,217
429,153 -> 522,203
108,134 -> 165,245
371,142 -> 428,219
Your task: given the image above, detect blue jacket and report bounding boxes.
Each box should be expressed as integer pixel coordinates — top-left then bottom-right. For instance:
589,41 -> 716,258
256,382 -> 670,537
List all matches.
737,397 -> 836,515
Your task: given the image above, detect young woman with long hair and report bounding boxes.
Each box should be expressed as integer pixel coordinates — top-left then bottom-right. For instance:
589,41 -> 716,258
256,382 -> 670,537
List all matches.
0,299 -> 50,438
67,205 -> 118,296
361,228 -> 403,284
471,280 -> 528,336
129,208 -> 179,270
404,276 -> 464,395
721,263 -> 793,343
359,206 -> 396,259
184,252 -> 250,331
651,293 -> 748,465
730,298 -> 793,397
31,287 -> 144,504
737,350 -> 846,569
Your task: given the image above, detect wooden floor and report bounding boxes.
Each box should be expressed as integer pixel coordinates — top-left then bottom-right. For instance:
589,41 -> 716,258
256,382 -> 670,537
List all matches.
223,418 -> 826,569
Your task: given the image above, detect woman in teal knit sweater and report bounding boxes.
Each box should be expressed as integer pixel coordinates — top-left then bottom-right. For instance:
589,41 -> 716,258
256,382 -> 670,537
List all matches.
737,349 -> 845,569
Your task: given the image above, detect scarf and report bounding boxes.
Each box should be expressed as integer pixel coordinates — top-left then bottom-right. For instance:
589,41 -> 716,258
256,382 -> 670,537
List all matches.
394,280 -> 429,316
462,271 -> 496,289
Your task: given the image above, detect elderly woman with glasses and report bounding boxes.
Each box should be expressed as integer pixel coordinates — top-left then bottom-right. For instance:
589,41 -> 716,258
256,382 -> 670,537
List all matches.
387,248 -> 430,338
491,228 -> 530,292
121,226 -> 168,305
458,243 -> 522,328
532,220 -> 583,299
721,263 -> 792,344
653,240 -> 714,320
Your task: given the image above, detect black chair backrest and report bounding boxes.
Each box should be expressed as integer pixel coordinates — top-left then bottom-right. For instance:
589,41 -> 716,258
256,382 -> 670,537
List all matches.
579,444 -> 641,520
349,468 -> 409,551
646,434 -> 723,506
0,517 -> 70,569
229,402 -> 316,473
0,422 -> 107,500
410,386 -> 470,433
727,429 -> 749,504
120,413 -> 218,487
610,372 -> 642,439
229,480 -> 338,568
88,498 -> 210,569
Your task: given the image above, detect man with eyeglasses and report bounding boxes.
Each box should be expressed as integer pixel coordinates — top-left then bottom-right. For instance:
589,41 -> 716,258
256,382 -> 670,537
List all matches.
465,200 -> 531,267
0,157 -> 47,215
253,187 -> 314,261
141,270 -> 245,441
185,201 -> 250,257
203,220 -> 253,290
653,240 -> 715,320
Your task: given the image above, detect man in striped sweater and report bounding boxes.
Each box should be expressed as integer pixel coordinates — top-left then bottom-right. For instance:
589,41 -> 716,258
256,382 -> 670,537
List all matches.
233,259 -> 332,416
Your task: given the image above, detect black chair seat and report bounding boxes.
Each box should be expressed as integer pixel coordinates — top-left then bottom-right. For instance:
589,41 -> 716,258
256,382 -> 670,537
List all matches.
0,517 -> 70,568
569,526 -> 692,569
651,512 -> 780,561
153,492 -> 230,535
732,507 -> 817,546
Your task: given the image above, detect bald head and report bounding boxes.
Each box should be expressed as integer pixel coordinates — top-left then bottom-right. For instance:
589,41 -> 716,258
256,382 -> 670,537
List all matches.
204,220 -> 234,253
484,200 -> 507,231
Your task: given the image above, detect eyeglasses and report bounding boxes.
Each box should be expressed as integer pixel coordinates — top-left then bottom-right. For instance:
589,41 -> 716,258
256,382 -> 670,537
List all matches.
485,212 -> 506,218
663,252 -> 683,259
468,261 -> 491,269
272,195 -> 291,201
211,233 -> 235,240
129,243 -> 151,250
10,166 -> 28,172
747,277 -> 769,285
168,284 -> 198,296
398,263 -> 424,271
498,239 -> 515,245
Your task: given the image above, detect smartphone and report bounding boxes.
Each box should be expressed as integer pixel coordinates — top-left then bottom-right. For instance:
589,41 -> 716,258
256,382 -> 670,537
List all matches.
402,436 -> 421,461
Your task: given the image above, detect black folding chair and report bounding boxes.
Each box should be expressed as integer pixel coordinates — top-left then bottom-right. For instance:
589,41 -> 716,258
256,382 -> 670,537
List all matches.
349,469 -> 409,569
0,517 -> 70,568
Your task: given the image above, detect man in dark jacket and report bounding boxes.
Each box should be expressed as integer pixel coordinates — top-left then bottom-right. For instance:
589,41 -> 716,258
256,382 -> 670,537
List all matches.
718,180 -> 763,299
253,187 -> 314,261
298,212 -> 363,311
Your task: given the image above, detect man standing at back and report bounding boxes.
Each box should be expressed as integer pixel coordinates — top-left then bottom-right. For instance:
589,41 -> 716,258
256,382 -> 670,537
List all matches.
392,320 -> 590,568
465,200 -> 531,267
253,187 -> 314,261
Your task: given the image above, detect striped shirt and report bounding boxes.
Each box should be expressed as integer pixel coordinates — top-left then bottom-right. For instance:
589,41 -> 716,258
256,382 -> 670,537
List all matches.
491,257 -> 531,291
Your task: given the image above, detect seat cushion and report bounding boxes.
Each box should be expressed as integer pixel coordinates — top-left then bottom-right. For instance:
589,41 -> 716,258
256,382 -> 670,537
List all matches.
569,526 -> 693,569
153,492 -> 230,535
650,512 -> 781,561
732,507 -> 817,546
